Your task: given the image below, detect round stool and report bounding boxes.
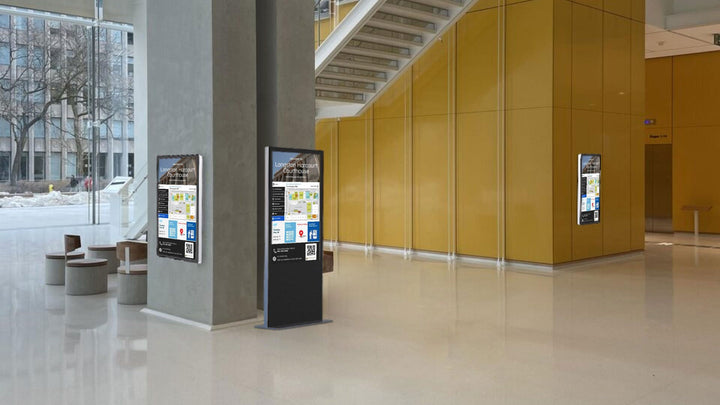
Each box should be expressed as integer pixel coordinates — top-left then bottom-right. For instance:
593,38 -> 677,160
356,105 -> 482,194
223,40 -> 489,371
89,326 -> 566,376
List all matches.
65,259 -> 109,296
88,245 -> 119,274
118,267 -> 148,305
45,251 -> 85,285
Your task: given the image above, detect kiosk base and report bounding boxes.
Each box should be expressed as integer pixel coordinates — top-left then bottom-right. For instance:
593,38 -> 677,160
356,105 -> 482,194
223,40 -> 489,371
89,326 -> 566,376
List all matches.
255,319 -> 333,330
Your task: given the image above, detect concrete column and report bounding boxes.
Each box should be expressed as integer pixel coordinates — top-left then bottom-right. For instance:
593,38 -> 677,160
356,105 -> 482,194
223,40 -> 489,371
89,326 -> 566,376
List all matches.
255,0 -> 315,308
146,0 -> 257,325
133,0 -> 147,178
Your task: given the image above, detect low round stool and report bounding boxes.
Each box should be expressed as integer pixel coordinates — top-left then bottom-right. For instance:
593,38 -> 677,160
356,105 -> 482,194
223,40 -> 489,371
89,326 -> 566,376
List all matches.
118,267 -> 148,305
88,245 -> 119,274
45,251 -> 85,285
65,259 -> 109,296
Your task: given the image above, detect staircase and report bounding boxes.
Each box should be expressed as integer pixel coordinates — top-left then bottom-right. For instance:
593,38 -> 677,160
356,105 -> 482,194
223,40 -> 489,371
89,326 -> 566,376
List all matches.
315,0 -> 480,119
124,163 -> 148,240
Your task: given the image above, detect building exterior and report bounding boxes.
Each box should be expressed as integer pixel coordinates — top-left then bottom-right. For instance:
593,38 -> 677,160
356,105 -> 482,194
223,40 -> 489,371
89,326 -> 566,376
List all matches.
0,13 -> 134,185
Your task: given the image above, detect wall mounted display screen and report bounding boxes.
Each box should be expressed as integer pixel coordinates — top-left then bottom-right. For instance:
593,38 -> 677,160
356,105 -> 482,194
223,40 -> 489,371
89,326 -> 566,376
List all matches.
262,147 -> 325,329
578,154 -> 601,225
157,155 -> 202,263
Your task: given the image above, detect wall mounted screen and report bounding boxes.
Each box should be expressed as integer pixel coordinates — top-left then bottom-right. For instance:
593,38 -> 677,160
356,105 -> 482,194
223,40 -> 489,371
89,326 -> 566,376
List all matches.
157,155 -> 202,263
578,154 -> 601,225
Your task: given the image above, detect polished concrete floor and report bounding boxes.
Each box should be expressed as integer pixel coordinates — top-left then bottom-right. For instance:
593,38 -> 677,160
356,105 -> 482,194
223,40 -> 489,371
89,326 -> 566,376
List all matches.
3,222 -> 720,404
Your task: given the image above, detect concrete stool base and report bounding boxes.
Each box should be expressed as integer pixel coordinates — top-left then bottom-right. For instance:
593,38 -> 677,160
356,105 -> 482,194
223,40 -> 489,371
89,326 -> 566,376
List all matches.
45,251 -> 85,285
65,260 -> 108,296
118,273 -> 147,305
88,246 -> 119,274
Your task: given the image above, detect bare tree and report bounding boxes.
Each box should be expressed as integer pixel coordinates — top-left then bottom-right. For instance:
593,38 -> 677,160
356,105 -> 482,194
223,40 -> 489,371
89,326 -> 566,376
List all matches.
0,19 -> 131,186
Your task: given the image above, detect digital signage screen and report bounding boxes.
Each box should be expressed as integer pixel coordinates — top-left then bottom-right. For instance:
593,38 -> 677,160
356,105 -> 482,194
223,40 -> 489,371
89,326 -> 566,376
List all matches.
262,147 -> 325,328
157,155 -> 202,263
578,154 -> 600,225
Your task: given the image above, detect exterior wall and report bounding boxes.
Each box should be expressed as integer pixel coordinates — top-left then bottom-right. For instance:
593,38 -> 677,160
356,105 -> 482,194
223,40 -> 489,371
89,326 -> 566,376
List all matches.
646,52 -> 720,234
316,0 -> 645,265
0,16 -> 135,185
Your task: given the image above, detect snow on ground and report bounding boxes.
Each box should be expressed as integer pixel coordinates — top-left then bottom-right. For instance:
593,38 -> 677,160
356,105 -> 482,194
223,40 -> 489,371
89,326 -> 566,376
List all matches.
0,191 -> 109,208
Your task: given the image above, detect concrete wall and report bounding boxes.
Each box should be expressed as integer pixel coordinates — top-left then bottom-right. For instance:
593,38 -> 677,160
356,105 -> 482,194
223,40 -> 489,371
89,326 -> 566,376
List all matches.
256,0 -> 315,308
146,0 -> 257,325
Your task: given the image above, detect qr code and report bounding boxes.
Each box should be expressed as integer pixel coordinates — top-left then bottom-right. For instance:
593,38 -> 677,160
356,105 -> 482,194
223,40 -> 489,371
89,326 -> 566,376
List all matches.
185,242 -> 194,259
594,211 -> 599,221
305,243 -> 317,261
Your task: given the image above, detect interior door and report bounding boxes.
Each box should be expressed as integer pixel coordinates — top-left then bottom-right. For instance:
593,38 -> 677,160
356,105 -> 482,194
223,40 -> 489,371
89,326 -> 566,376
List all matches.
645,144 -> 673,233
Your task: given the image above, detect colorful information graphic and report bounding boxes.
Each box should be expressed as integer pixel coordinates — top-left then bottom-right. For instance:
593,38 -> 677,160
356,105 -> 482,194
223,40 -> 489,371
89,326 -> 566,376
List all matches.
578,154 -> 601,225
269,151 -> 322,261
263,147 -> 326,329
157,155 -> 201,263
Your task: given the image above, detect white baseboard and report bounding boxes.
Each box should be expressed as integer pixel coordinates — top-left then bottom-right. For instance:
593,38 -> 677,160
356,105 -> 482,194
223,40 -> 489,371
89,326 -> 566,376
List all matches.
140,308 -> 263,331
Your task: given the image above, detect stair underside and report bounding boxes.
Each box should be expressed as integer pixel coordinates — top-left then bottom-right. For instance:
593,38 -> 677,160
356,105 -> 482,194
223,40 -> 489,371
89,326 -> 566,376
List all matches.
315,0 -> 479,119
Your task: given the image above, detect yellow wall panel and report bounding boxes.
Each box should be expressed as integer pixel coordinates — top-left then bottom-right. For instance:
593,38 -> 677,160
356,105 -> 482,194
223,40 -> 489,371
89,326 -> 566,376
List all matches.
645,57 -> 672,128
315,120 -> 338,241
604,0 -> 631,17
574,0 -> 603,9
602,113 -> 632,254
412,31 -> 451,117
457,8 -> 498,114
631,115 -> 645,249
457,112 -> 498,258
506,0 -> 553,110
645,127 -> 672,144
674,52 -> 720,128
469,0 -> 501,13
314,2 -> 357,47
572,109 -> 604,260
643,51 -> 720,235
374,70 -> 411,120
632,0 -> 645,23
554,0 -> 572,109
553,108 -> 573,263
603,13 -> 631,114
631,21 -> 645,117
673,127 -> 720,233
338,2 -> 355,19
506,108 -> 554,264
374,118 -> 407,248
338,119 -> 368,244
320,0 -> 645,264
413,115 -> 449,253
572,3 -> 603,112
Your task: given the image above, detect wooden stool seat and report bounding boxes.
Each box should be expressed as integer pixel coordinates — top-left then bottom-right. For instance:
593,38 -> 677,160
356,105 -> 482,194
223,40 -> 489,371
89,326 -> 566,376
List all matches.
45,251 -> 85,260
88,245 -> 117,252
67,258 -> 109,267
117,264 -> 148,275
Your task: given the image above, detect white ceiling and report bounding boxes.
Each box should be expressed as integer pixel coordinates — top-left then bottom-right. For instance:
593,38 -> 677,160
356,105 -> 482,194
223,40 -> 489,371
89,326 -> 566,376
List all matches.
3,0 -> 720,58
646,0 -> 720,58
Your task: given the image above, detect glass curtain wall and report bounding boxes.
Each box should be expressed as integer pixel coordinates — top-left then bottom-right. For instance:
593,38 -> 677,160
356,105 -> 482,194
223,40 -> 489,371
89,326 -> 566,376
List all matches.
0,3 -> 133,226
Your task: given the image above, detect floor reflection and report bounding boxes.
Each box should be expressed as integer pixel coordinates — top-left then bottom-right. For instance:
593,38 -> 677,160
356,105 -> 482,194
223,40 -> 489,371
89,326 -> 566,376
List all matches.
5,226 -> 720,403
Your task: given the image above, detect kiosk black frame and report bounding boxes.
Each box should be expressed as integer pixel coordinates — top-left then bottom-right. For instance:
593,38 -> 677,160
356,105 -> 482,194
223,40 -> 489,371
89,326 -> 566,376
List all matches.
259,147 -> 330,329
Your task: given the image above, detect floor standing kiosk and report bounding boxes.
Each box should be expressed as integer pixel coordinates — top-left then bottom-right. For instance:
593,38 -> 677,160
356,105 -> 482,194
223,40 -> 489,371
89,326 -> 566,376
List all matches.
258,147 -> 330,329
